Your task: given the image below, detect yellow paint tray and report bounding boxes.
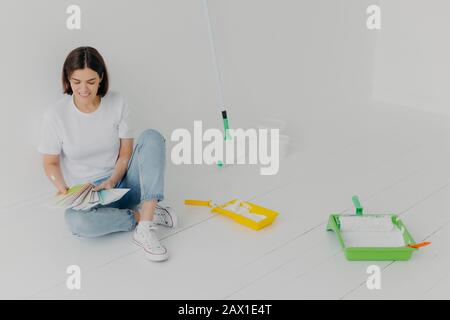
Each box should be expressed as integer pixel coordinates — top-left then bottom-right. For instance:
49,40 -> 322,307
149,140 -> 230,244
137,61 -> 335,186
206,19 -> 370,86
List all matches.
185,199 -> 279,230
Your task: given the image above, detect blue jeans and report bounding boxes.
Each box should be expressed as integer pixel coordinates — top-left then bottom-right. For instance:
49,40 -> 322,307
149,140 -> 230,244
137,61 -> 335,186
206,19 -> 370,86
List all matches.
64,129 -> 166,238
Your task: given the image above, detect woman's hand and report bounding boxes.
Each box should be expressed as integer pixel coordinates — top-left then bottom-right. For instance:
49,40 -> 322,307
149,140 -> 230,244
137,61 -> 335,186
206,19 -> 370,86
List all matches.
92,179 -> 116,191
56,186 -> 69,196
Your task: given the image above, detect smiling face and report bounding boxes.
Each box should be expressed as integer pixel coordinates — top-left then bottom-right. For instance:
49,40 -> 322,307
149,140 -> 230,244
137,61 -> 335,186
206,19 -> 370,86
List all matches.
69,68 -> 102,102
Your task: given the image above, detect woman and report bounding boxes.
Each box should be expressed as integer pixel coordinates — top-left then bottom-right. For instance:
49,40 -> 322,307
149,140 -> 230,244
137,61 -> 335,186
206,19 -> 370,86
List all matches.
38,46 -> 176,262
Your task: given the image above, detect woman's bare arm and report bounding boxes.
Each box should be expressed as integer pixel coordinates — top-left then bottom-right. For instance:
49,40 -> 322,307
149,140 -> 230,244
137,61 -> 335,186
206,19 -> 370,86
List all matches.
43,154 -> 69,194
43,139 -> 133,193
108,138 -> 134,186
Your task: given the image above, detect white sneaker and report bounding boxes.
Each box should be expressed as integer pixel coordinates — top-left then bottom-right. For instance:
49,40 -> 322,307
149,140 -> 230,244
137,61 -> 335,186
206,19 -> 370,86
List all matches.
133,222 -> 169,262
153,204 -> 178,228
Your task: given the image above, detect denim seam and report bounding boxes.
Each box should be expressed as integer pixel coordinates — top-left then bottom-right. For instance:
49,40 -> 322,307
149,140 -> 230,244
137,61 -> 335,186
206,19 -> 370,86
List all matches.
117,143 -> 139,187
128,209 -> 138,230
136,143 -> 145,200
141,194 -> 164,202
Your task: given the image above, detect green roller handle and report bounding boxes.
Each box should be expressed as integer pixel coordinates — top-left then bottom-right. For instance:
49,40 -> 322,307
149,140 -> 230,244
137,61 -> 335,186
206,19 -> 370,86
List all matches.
223,118 -> 232,140
352,195 -> 363,215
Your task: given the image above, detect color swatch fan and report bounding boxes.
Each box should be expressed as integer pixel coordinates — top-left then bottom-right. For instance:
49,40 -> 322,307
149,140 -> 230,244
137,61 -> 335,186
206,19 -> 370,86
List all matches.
45,182 -> 130,211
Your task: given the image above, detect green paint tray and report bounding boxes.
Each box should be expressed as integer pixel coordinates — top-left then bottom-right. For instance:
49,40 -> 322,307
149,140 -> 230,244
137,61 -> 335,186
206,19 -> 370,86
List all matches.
327,196 -> 423,261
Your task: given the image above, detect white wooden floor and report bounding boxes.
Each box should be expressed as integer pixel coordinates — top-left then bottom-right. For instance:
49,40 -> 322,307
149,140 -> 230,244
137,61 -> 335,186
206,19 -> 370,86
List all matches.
1,102 -> 450,299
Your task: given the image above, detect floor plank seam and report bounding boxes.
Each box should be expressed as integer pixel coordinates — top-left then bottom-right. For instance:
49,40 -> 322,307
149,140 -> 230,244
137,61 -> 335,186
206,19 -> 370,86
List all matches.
340,261 -> 395,299
225,251 -> 341,300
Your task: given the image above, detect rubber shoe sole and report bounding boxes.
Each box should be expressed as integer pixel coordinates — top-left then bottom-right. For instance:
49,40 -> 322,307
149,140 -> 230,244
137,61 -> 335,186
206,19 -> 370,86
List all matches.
133,237 -> 169,262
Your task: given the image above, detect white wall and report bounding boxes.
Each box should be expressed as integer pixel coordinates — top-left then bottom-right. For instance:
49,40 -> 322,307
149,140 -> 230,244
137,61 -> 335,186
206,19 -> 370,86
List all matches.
0,0 -> 376,207
372,0 -> 450,114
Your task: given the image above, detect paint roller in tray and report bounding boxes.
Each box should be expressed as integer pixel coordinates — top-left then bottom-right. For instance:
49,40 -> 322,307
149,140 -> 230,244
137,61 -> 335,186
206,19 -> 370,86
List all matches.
338,215 -> 395,232
222,199 -> 267,222
184,198 -> 278,230
338,196 -> 396,232
327,195 -> 431,261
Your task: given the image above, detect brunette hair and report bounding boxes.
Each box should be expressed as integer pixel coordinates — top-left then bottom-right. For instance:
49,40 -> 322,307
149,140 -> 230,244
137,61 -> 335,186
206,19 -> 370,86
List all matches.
62,46 -> 109,97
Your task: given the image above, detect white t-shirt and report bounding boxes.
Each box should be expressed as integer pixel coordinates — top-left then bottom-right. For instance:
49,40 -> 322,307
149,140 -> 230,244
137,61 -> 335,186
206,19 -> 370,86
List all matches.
38,91 -> 134,187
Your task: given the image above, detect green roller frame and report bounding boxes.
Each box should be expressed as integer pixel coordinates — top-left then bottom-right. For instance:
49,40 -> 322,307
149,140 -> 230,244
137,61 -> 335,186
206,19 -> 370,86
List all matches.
327,196 -> 420,261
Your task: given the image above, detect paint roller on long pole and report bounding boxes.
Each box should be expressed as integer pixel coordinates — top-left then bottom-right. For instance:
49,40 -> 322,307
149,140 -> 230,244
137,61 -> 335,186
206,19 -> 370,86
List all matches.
202,0 -> 231,141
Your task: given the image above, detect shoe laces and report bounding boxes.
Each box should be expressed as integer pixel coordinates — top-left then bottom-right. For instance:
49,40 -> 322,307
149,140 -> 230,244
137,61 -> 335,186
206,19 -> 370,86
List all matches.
140,225 -> 163,250
156,206 -> 170,225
